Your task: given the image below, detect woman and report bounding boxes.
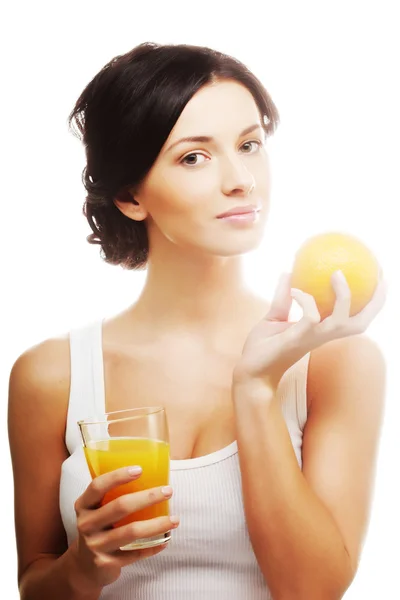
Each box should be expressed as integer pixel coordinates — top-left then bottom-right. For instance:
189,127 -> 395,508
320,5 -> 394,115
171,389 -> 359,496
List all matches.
8,42 -> 387,600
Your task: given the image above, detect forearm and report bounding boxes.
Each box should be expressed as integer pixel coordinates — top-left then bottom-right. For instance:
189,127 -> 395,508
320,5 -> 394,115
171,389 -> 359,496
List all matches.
19,545 -> 103,600
233,382 -> 354,600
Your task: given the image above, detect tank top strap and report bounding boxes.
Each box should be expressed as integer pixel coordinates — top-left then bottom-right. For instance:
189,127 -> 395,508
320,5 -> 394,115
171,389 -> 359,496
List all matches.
295,352 -> 310,430
66,319 -> 105,454
278,351 -> 310,433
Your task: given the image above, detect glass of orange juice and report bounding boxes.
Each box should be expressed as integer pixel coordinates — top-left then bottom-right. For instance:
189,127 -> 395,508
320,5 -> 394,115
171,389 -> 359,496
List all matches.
78,407 -> 170,550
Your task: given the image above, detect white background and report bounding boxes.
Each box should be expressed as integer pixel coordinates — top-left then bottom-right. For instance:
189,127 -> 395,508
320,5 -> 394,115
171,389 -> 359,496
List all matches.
2,1 -> 399,597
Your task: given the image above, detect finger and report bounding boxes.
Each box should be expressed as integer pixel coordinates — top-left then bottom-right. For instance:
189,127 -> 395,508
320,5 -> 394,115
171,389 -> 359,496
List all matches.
98,515 -> 178,553
265,272 -> 293,322
288,288 -> 321,335
75,466 -> 143,513
330,270 -> 351,321
349,278 -> 388,330
81,486 -> 173,533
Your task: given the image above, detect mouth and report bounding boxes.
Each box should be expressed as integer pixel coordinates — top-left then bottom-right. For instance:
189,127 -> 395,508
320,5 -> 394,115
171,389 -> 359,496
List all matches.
216,204 -> 261,222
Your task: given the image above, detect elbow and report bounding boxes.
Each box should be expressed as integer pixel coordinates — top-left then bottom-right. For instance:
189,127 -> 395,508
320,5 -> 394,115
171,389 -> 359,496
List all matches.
269,554 -> 357,600
274,582 -> 353,600
18,556 -> 59,600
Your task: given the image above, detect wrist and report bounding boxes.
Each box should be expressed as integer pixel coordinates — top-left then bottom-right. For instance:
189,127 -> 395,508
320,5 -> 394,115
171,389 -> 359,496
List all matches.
233,362 -> 283,391
66,542 -> 103,598
232,373 -> 276,403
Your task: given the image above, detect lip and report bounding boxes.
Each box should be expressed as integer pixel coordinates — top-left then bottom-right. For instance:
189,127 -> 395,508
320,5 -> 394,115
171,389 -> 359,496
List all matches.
216,204 -> 261,219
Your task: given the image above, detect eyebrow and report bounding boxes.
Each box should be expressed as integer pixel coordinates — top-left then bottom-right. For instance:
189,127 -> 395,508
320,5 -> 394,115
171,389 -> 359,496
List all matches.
165,123 -> 263,154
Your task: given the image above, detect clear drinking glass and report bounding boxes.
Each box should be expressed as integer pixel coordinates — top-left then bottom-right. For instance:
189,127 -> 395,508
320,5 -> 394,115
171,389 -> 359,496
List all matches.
78,407 -> 171,550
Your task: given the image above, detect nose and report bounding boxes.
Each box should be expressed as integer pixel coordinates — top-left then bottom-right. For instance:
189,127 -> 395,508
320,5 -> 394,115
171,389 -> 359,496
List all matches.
225,178 -> 255,197
221,156 -> 255,196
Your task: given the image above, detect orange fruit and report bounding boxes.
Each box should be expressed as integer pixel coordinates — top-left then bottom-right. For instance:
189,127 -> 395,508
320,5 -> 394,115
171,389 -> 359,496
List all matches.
290,232 -> 380,320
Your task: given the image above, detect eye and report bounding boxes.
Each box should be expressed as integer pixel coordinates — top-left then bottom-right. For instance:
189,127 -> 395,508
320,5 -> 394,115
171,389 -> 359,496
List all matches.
240,140 -> 263,153
180,153 -> 207,167
180,140 -> 263,167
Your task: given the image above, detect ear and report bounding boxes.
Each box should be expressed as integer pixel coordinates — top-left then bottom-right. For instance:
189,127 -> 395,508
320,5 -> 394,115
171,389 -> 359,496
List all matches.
113,187 -> 148,222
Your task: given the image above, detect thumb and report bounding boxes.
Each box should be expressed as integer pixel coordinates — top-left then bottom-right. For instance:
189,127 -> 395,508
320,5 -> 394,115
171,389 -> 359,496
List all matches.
264,272 -> 293,322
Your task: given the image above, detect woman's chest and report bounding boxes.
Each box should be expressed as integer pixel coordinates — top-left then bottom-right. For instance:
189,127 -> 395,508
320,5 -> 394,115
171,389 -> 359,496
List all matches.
103,347 -> 240,460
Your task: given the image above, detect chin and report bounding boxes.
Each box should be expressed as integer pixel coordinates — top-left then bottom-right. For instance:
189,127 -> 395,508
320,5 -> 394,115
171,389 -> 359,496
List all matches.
208,230 -> 266,257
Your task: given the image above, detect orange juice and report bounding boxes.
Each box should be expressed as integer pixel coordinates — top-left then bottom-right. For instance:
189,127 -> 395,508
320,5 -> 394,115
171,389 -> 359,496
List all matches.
84,437 -> 170,528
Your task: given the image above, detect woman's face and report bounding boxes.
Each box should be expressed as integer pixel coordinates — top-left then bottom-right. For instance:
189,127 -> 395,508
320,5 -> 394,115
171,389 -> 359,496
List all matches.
121,79 -> 272,258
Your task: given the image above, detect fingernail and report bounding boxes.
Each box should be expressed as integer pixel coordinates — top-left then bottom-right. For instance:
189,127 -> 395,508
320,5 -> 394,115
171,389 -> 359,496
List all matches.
170,515 -> 180,525
290,288 -> 302,296
162,486 -> 173,497
127,466 -> 142,476
335,269 -> 346,282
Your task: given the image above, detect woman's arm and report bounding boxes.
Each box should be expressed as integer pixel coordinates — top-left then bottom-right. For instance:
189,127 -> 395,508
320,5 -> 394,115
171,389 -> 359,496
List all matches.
232,334 -> 386,600
8,339 -> 102,600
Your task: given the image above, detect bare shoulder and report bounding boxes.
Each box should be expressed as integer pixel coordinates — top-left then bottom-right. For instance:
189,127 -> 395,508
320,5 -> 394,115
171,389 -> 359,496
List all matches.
306,333 -> 386,416
8,333 -> 72,441
10,333 -> 71,378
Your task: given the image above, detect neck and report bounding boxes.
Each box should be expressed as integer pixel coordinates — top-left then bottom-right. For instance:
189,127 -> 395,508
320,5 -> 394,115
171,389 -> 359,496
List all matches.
131,241 -> 262,336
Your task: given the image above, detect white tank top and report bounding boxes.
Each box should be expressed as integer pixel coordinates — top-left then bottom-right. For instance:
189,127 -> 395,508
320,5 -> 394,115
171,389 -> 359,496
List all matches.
59,319 -> 310,600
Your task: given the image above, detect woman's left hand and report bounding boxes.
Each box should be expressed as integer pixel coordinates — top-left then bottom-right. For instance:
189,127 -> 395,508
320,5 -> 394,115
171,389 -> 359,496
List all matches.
233,270 -> 387,391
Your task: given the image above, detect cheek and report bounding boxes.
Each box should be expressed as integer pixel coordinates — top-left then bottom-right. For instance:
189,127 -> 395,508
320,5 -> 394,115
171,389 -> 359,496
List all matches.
144,190 -> 204,246
149,172 -> 212,220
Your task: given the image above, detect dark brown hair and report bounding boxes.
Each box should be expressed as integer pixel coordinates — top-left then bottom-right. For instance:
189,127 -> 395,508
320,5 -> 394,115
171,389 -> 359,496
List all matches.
68,42 -> 280,270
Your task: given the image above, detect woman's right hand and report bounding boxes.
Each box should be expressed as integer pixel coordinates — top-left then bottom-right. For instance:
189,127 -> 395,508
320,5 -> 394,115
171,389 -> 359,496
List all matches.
70,466 -> 179,591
